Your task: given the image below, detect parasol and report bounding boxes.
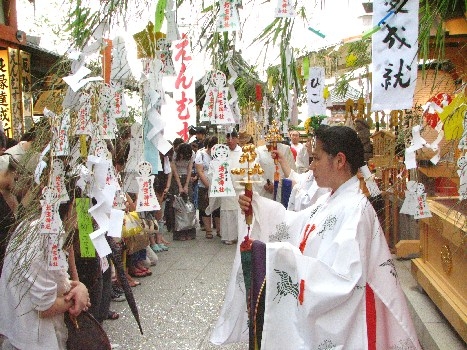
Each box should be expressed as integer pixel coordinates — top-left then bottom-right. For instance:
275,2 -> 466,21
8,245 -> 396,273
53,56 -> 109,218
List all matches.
106,236 -> 144,335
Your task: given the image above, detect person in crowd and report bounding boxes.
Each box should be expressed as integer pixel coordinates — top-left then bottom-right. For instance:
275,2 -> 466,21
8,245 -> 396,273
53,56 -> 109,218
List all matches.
289,129 -> 310,173
166,140 -> 196,240
192,126 -> 207,151
218,130 -> 243,245
189,141 -> 200,210
0,155 -> 18,276
0,129 -> 7,156
148,151 -> 171,254
195,136 -> 220,239
237,131 -> 254,147
255,140 -> 296,201
0,186 -> 90,349
226,126 -> 421,349
271,143 -> 330,212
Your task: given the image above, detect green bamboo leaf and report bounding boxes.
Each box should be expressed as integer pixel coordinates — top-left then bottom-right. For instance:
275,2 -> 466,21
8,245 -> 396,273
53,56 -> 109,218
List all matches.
154,0 -> 167,32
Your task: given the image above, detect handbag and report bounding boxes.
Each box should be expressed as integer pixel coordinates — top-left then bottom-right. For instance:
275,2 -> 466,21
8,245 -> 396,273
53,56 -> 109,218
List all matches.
65,311 -> 111,350
122,211 -> 143,238
125,231 -> 150,255
173,194 -> 196,231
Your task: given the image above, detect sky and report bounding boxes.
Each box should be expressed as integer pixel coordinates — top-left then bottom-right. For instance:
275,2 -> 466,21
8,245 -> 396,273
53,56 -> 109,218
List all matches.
17,0 -> 369,79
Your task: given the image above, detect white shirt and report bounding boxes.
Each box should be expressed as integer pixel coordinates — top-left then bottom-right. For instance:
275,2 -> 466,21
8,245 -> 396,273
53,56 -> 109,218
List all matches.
291,142 -> 310,174
0,220 -> 70,350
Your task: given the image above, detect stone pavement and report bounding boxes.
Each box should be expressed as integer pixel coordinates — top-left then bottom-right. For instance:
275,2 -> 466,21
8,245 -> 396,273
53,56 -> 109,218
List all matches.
104,226 -> 247,350
104,225 -> 466,350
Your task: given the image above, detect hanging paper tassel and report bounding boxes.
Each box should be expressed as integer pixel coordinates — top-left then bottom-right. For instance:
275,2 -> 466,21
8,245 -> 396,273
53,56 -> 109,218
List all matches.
360,165 -> 381,197
255,84 -> 262,102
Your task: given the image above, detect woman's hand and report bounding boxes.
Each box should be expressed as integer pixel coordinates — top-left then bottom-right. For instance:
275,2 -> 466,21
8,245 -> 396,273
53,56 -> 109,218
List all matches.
238,194 -> 252,213
66,281 -> 91,316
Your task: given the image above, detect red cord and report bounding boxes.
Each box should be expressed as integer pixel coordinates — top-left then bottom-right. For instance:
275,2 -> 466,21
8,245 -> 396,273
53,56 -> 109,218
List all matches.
299,224 -> 315,254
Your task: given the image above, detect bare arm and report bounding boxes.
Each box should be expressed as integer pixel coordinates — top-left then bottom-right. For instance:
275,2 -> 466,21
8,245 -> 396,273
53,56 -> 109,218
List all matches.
196,163 -> 210,188
67,246 -> 79,282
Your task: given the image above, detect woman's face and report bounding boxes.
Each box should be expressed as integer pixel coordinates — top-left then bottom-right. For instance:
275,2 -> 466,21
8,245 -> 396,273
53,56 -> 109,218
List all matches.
309,140 -> 336,189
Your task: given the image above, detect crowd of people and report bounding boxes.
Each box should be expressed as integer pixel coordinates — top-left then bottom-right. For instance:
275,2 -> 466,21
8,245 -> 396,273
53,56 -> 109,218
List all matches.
0,122 -> 420,349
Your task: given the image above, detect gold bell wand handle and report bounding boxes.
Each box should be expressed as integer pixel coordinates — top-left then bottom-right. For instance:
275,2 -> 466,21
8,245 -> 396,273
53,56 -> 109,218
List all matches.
244,182 -> 253,226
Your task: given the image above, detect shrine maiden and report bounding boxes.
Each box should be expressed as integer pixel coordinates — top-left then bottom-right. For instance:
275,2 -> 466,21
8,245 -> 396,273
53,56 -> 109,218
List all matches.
235,126 -> 421,349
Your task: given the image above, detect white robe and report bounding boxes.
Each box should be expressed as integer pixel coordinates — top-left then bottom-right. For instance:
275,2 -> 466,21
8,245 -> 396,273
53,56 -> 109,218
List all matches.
256,143 -> 296,201
210,172 -> 328,345
287,169 -> 330,212
211,176 -> 420,349
220,145 -> 243,241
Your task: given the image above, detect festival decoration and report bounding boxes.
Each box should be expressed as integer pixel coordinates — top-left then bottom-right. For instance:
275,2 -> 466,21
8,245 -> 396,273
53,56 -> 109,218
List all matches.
98,84 -> 117,139
307,67 -> 326,117
422,93 -> 452,128
210,144 -> 236,197
109,81 -> 128,119
200,70 -> 235,125
226,61 -> 241,124
53,110 -> 71,156
52,159 -> 70,203
110,35 -> 132,82
39,186 -> 62,234
165,0 -> 180,42
172,34 -> 196,140
217,0 -> 240,32
275,0 -> 296,17
135,161 -> 161,212
46,233 -> 67,270
156,38 -> 176,76
400,181 -> 431,219
76,92 -> 92,135
372,0 -> 418,110
359,164 -> 382,197
438,93 -> 467,140
264,119 -> 283,201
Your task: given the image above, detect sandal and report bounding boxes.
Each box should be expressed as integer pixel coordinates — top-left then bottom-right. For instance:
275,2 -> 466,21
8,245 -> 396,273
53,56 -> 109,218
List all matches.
129,268 -> 147,278
158,243 -> 169,251
107,311 -> 120,320
205,232 -> 213,239
151,244 -> 164,253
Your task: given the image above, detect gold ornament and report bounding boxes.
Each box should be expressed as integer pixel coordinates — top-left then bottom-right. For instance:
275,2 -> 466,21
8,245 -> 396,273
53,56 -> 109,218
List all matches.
440,244 -> 452,275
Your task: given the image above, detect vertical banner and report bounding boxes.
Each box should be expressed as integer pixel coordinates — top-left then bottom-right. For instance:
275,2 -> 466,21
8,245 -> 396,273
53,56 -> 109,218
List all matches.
0,50 -> 12,138
8,48 -> 22,139
20,51 -> 33,131
307,67 -> 326,117
372,0 -> 418,110
172,34 -> 196,141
